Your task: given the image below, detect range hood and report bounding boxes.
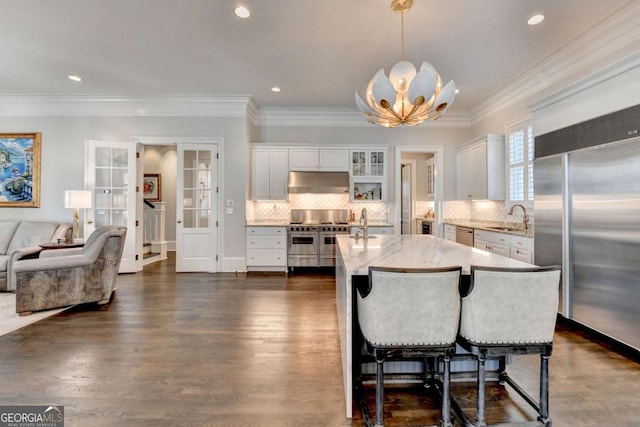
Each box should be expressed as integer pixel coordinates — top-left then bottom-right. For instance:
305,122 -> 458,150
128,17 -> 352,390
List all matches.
287,171 -> 350,194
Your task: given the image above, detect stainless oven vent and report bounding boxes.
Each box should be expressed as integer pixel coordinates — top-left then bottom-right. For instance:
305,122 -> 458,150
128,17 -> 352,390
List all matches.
287,171 -> 349,194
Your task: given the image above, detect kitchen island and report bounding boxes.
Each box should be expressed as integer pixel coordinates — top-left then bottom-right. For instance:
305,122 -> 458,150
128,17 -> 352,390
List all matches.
335,234 -> 535,418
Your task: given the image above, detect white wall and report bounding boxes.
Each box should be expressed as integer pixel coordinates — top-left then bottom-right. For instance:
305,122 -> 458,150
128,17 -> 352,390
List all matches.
0,115 -> 248,265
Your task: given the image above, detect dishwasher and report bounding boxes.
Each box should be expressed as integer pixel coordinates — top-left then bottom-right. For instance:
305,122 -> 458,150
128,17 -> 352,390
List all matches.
455,226 -> 474,247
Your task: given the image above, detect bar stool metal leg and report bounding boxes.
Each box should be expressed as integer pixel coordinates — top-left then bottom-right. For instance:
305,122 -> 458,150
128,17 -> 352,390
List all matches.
375,358 -> 385,427
476,353 -> 487,427
538,354 -> 550,426
441,355 -> 453,427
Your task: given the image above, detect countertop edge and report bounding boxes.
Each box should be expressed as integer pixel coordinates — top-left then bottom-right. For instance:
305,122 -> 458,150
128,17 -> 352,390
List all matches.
443,219 -> 534,238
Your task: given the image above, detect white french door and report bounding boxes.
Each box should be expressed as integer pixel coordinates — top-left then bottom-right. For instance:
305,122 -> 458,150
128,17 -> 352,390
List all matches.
85,140 -> 139,273
176,143 -> 219,272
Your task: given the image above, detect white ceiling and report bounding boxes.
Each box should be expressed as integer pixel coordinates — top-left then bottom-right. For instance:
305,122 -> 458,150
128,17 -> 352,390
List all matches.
0,0 -> 635,112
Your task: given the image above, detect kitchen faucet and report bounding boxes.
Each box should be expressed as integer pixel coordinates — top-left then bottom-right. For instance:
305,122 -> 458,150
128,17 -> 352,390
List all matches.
360,208 -> 368,240
508,204 -> 530,230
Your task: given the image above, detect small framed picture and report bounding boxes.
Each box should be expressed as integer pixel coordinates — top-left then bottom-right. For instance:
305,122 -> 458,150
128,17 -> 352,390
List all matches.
143,173 -> 161,201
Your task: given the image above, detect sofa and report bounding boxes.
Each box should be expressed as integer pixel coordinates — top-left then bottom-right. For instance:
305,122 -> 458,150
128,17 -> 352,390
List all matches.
14,226 -> 127,315
0,221 -> 72,292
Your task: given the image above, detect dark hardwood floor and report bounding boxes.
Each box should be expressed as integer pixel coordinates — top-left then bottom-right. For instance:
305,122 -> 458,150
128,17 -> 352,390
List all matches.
0,254 -> 638,426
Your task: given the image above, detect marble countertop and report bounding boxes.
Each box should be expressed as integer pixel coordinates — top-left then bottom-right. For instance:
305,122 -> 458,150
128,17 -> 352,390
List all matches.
336,234 -> 534,276
443,218 -> 534,238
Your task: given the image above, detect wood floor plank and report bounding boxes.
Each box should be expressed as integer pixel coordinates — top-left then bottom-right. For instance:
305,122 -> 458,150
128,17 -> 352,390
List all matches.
0,254 -> 638,426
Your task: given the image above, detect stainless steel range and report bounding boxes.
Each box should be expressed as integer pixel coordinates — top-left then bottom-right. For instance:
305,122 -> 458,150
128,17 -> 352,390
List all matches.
287,209 -> 349,269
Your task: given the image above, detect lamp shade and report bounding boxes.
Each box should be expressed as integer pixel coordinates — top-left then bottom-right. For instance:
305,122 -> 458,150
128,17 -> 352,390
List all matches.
65,190 -> 92,209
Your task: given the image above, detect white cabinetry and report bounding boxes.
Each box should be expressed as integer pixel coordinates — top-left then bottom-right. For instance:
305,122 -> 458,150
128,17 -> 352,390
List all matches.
473,229 -> 534,262
246,227 -> 287,271
350,149 -> 386,177
289,149 -> 348,171
456,134 -> 505,200
510,235 -> 534,263
474,229 -> 511,257
444,224 -> 456,242
425,158 -> 435,201
350,149 -> 387,202
251,149 -> 288,200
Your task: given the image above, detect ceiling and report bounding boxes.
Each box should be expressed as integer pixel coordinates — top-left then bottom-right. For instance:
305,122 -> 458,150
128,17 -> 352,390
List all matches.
0,0 -> 635,112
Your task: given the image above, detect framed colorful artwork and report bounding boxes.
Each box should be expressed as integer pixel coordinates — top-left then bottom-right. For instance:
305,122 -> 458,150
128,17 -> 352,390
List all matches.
0,133 -> 41,207
143,173 -> 161,202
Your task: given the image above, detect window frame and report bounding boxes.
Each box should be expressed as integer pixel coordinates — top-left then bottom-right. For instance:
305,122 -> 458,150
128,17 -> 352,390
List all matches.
505,118 -> 534,208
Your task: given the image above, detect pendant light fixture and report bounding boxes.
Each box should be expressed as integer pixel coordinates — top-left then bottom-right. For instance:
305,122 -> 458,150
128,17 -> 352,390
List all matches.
356,0 -> 456,127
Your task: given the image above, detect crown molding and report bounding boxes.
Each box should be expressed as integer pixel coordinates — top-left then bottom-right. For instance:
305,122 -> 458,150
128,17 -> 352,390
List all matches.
254,107 -> 471,128
0,95 -> 253,117
469,1 -> 640,125
529,52 -> 640,112
0,93 -> 470,127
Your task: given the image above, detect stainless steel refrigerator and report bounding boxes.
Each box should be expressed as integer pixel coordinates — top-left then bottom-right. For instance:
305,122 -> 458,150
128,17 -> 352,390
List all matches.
535,137 -> 640,350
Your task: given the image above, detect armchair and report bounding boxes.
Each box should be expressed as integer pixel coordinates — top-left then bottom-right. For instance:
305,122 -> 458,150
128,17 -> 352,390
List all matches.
13,226 -> 127,316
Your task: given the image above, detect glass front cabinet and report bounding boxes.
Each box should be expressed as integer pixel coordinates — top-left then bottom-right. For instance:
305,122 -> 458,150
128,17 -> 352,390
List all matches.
350,149 -> 385,177
349,149 -> 387,201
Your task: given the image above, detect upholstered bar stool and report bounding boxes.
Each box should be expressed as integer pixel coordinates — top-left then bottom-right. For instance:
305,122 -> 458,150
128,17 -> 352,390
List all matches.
356,266 -> 462,427
454,265 -> 561,427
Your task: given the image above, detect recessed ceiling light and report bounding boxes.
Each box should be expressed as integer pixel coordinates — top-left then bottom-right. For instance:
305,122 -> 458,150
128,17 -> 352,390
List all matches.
527,14 -> 545,26
68,75 -> 82,82
455,89 -> 460,94
234,6 -> 250,18
271,87 -> 281,93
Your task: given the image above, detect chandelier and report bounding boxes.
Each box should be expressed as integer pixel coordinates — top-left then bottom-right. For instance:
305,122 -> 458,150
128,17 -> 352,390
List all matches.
355,0 -> 456,127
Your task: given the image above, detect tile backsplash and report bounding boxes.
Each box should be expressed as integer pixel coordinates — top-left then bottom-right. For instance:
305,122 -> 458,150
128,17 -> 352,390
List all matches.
247,194 -> 388,222
444,200 -> 534,225
247,197 -> 532,226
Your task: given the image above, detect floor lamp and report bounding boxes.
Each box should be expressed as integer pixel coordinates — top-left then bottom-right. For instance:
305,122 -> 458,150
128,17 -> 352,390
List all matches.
65,190 -> 93,242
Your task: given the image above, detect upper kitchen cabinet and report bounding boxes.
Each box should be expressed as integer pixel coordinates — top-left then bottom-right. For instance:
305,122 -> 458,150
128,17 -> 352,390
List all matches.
251,148 -> 288,201
425,157 -> 435,201
289,148 -> 349,171
350,149 -> 386,177
456,134 -> 505,200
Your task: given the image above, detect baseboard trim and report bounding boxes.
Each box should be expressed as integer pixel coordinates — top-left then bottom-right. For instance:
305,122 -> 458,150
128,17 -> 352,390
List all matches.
222,257 -> 246,273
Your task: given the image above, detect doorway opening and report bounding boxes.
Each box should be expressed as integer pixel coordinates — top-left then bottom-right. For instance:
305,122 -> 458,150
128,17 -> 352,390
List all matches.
133,137 -> 222,274
395,146 -> 443,237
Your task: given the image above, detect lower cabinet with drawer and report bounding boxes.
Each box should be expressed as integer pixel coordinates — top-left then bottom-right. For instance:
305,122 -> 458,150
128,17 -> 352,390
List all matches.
474,229 -> 511,257
474,229 -> 534,263
246,226 -> 287,271
510,234 -> 534,264
444,224 -> 456,242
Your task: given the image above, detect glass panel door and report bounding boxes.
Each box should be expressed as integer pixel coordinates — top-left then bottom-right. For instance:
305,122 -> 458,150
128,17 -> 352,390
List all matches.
86,140 -> 137,273
176,143 -> 218,272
